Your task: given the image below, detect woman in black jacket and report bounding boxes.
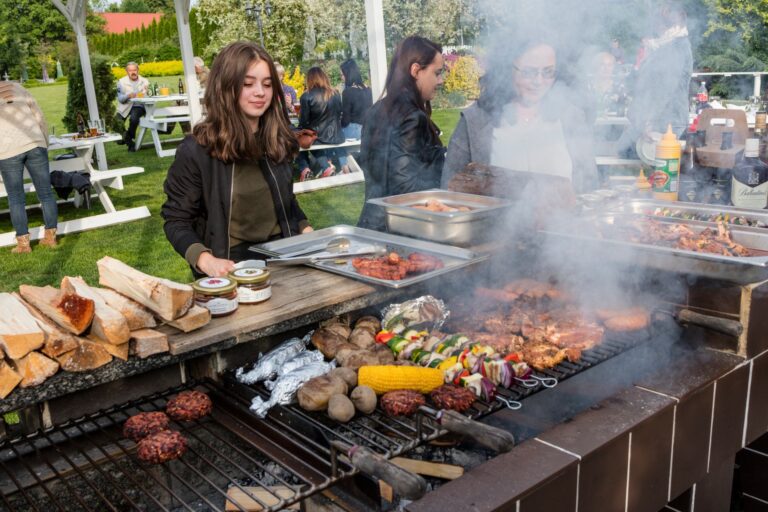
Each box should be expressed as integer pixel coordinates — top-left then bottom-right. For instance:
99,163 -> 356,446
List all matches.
162,41 -> 312,278
297,67 -> 344,181
357,36 -> 446,231
338,59 -> 372,173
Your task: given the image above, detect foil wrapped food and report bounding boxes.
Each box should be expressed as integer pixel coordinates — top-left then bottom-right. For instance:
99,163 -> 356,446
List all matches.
381,295 -> 449,334
249,361 -> 335,418
235,335 -> 309,385
264,350 -> 325,390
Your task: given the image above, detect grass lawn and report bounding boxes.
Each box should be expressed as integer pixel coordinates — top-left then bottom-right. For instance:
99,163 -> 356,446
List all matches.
0,82 -> 461,291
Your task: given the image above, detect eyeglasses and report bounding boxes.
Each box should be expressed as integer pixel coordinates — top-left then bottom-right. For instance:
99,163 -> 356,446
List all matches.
512,64 -> 557,80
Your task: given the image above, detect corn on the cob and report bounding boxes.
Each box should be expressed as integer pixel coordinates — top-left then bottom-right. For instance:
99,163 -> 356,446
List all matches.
358,365 -> 444,394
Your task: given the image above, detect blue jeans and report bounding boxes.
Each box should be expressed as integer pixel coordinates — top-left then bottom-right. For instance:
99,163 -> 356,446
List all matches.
338,123 -> 362,167
0,147 -> 58,236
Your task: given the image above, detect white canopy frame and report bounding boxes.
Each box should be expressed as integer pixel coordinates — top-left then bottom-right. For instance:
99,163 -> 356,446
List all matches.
50,0 -> 386,143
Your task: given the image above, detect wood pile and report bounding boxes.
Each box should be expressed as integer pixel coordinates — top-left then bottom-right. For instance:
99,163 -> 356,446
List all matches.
0,257 -> 209,399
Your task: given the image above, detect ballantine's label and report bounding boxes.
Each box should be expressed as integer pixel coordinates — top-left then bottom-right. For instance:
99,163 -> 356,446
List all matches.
652,158 -> 680,193
731,177 -> 768,209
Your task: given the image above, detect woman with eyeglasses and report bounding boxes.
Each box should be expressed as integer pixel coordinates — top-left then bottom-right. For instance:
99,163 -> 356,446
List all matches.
443,35 -> 597,193
357,35 -> 446,232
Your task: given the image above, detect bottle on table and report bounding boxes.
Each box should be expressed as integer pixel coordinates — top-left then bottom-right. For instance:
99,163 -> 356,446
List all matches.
731,138 -> 768,209
678,129 -> 700,202
76,112 -> 86,136
696,81 -> 709,114
711,132 -> 736,205
651,125 -> 682,201
178,78 -> 184,95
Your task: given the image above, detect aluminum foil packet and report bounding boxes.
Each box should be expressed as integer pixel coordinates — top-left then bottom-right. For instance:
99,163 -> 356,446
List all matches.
249,361 -> 335,418
235,334 -> 310,385
381,295 -> 449,334
264,350 -> 325,391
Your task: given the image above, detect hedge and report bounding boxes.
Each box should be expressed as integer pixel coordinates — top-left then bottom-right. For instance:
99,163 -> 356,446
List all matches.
111,60 -> 184,79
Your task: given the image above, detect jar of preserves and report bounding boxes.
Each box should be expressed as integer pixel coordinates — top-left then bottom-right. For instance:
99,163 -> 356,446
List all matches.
192,277 -> 238,317
228,268 -> 272,304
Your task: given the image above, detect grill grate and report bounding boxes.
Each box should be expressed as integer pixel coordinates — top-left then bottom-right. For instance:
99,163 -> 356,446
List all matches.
0,329 -> 648,512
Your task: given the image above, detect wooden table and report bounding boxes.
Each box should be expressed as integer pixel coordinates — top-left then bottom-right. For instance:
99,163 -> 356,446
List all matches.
132,94 -> 192,158
0,133 -> 150,247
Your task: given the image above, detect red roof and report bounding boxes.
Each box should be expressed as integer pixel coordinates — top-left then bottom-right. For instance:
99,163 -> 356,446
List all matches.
98,13 -> 163,34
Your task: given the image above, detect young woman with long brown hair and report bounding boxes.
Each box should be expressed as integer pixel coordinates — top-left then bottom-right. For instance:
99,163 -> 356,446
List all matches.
357,36 -> 446,231
162,41 -> 312,278
296,66 -> 344,181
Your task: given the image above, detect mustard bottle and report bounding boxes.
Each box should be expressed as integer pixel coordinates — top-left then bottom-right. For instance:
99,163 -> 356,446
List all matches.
650,125 -> 682,201
635,169 -> 652,197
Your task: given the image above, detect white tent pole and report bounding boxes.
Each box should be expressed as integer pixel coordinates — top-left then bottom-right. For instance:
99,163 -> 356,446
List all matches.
175,0 -> 203,126
53,0 -> 107,171
364,0 -> 387,100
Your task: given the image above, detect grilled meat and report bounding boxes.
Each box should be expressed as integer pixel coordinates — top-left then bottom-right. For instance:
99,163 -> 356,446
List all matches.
430,384 -> 476,413
522,342 -> 582,371
123,412 -> 170,442
621,220 -> 752,257
166,390 -> 212,422
136,430 -> 188,464
352,252 -> 444,281
380,390 -> 425,417
596,307 -> 649,331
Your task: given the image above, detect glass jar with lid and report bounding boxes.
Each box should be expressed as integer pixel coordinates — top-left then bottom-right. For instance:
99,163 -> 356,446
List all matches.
192,277 -> 239,317
228,268 -> 272,304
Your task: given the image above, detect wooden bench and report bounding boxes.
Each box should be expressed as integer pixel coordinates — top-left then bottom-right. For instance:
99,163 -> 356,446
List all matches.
136,105 -> 192,158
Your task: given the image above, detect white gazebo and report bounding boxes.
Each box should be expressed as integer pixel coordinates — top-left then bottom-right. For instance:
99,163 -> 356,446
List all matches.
51,0 -> 388,152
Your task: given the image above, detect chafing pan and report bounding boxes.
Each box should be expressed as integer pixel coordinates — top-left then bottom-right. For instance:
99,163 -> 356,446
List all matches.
366,189 -> 511,246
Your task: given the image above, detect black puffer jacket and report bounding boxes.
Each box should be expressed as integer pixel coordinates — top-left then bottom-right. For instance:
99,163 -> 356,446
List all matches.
357,91 -> 445,231
162,136 -> 307,263
299,88 -> 344,144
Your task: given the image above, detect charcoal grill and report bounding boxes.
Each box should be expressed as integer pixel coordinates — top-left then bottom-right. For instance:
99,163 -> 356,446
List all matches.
0,327 -> 648,512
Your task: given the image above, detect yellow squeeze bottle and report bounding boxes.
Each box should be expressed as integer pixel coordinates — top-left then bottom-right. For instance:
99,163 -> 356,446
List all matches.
651,125 -> 682,201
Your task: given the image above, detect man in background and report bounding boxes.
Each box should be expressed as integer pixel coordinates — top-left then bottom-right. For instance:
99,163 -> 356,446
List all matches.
194,56 -> 210,90
116,61 -> 149,151
275,62 -> 297,114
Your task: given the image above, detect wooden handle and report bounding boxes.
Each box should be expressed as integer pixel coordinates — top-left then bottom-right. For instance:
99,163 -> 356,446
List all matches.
347,445 -> 427,500
677,309 -> 743,337
438,410 -> 515,453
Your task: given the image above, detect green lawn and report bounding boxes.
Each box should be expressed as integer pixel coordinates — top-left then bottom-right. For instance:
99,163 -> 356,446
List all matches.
0,83 -> 461,291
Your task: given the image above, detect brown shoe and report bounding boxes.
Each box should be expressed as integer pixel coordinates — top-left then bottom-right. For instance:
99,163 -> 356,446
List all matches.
39,228 -> 58,248
11,234 -> 31,254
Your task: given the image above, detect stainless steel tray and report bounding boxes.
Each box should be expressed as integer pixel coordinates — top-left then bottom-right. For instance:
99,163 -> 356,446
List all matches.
366,189 -> 511,246
605,199 -> 768,233
541,213 -> 768,284
249,225 -> 487,288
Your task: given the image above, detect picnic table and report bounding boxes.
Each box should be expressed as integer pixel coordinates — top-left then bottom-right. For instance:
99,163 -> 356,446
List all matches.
294,138 -> 364,194
0,133 -> 150,247
132,94 -> 192,158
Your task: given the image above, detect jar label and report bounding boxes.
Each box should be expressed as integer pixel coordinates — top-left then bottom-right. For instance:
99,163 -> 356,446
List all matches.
196,297 -> 238,315
238,286 -> 272,304
652,158 -> 680,193
233,268 -> 266,279
197,277 -> 233,290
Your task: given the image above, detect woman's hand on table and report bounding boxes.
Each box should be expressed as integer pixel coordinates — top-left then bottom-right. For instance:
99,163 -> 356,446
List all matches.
301,226 -> 314,234
197,252 -> 235,277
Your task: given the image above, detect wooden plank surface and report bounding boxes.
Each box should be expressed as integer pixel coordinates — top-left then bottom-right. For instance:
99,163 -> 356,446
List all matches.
167,266 -> 381,355
390,457 -> 464,480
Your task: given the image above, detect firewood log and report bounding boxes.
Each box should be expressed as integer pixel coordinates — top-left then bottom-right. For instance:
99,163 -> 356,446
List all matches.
166,305 -> 211,333
94,288 -> 157,330
0,361 -> 22,399
61,277 -> 130,345
0,293 -> 45,359
12,293 -> 79,358
14,351 -> 60,388
56,339 -> 112,372
87,335 -> 129,361
129,329 -> 169,359
18,285 -> 94,335
97,256 -> 193,321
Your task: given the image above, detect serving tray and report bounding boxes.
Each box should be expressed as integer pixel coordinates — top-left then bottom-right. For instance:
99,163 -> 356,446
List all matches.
250,225 -> 487,288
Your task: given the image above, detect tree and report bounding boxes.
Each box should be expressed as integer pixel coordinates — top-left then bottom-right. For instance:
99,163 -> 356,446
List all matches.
121,0 -> 152,13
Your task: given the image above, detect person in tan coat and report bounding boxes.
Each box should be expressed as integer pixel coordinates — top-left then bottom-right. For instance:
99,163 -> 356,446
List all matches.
0,81 -> 58,253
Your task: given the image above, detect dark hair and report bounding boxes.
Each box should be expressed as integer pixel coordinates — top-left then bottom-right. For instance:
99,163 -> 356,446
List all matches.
192,41 -> 297,163
340,59 -> 365,88
306,67 -> 336,102
478,34 -> 559,117
382,35 -> 442,117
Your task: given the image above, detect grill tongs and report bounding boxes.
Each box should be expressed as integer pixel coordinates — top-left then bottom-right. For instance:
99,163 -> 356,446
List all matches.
417,406 -> 516,453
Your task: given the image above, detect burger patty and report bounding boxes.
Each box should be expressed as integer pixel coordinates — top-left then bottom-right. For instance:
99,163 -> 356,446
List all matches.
380,390 -> 425,417
136,430 -> 188,464
166,390 -> 212,421
430,384 -> 476,413
123,411 -> 170,442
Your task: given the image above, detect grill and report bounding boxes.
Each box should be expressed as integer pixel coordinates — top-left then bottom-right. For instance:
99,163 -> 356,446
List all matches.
0,328 -> 648,512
